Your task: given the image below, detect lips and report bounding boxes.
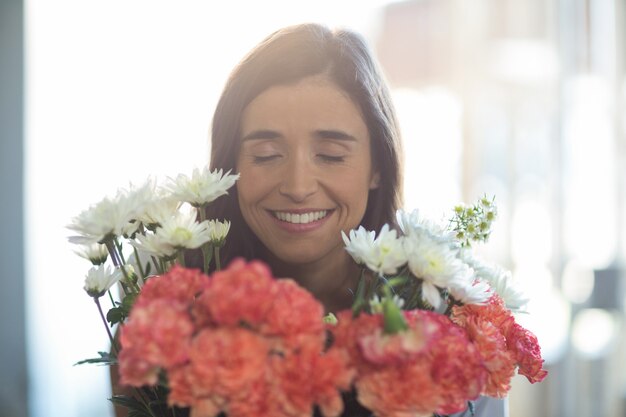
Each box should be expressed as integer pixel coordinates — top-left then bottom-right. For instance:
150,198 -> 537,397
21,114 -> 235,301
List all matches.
272,210 -> 329,224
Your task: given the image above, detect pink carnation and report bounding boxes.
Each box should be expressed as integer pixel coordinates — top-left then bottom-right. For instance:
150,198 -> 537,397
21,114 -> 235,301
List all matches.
263,279 -> 326,348
506,322 -> 548,383
167,364 -> 195,407
189,327 -> 269,400
331,309 -> 488,417
462,316 -> 515,397
271,344 -> 354,417
195,259 -> 277,328
136,265 -> 210,307
129,260 -> 350,417
452,294 -> 548,397
418,311 -> 486,415
119,299 -> 194,386
356,364 -> 436,417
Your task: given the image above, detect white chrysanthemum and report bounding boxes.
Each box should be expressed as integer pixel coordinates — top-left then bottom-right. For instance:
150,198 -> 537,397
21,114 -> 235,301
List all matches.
68,195 -> 138,245
396,209 -> 455,245
207,220 -> 231,246
490,269 -> 530,311
131,232 -> 177,258
165,168 -> 239,207
116,179 -> 160,237
137,194 -> 181,228
74,243 -> 108,265
447,273 -> 492,305
156,211 -> 212,250
403,233 -> 467,309
342,225 -> 406,275
461,250 -> 529,311
83,265 -> 123,298
342,226 -> 375,265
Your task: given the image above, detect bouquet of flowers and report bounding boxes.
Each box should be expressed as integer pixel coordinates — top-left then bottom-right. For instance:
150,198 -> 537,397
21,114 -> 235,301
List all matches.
69,168 -> 547,417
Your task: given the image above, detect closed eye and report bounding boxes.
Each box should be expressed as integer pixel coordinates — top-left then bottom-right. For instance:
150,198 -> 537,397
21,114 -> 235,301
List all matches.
253,154 -> 281,163
318,154 -> 345,163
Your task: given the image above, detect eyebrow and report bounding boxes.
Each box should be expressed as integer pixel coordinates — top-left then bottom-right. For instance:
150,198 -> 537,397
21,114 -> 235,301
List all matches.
240,128 -> 358,142
241,130 -> 281,141
315,129 -> 357,141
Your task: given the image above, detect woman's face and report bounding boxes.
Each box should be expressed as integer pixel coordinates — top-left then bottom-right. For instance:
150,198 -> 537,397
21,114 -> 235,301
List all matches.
236,75 -> 379,266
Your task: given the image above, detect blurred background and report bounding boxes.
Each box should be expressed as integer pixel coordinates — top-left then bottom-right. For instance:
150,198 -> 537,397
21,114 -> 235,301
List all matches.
1,0 -> 625,416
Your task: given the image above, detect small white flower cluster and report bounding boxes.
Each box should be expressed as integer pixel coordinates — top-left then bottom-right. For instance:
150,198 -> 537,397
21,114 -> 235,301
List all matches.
69,168 -> 239,298
343,206 -> 528,312
450,196 -> 498,247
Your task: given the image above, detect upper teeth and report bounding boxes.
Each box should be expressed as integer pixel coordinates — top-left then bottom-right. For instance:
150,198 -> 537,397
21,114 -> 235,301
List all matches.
274,210 -> 328,224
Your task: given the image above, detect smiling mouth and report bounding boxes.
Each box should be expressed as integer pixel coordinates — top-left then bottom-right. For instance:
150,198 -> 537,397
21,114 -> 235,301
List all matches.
272,210 -> 329,224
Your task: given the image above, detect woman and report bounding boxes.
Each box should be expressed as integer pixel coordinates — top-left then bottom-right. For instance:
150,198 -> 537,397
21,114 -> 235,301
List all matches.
201,23 -> 506,417
204,23 -> 401,314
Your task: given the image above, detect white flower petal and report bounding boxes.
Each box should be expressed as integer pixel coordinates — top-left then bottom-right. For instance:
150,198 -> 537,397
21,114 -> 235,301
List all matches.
448,279 -> 492,305
68,196 -> 135,244
344,225 -> 406,275
83,265 -> 122,297
421,282 -> 443,309
131,233 -> 177,258
404,232 -> 464,288
207,220 -> 231,245
156,211 -> 212,250
74,243 -> 108,265
343,226 -> 376,265
461,249 -> 529,311
165,168 -> 239,207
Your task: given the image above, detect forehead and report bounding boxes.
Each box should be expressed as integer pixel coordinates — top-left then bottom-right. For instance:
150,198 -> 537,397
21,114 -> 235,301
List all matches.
240,76 -> 368,137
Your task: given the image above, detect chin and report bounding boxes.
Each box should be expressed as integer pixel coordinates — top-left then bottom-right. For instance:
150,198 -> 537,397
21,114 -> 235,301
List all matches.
269,245 -> 334,267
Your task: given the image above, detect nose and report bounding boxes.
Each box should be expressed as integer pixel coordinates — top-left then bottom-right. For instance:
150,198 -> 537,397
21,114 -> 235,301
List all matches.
278,157 -> 318,202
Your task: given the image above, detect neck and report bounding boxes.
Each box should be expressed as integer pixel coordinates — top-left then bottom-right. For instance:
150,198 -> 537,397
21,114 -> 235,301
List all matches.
265,250 -> 361,314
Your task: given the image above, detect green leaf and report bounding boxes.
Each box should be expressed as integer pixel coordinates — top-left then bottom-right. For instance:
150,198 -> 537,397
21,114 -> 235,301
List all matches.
74,351 -> 116,366
110,395 -> 154,417
110,395 -> 144,407
106,307 -> 125,326
122,292 -> 138,311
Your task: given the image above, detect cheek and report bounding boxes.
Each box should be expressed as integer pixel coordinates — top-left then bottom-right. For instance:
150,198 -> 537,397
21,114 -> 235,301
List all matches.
236,171 -> 261,207
330,168 -> 373,207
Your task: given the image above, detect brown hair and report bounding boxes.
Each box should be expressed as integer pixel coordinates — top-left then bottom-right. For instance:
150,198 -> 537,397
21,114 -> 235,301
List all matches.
205,23 -> 403,265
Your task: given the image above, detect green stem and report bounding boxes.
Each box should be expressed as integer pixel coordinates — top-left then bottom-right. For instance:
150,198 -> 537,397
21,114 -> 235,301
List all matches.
104,238 -> 122,267
94,297 -> 118,354
107,290 -> 116,308
133,246 -> 146,280
201,243 -> 213,274
115,237 -> 126,264
198,204 -> 207,222
177,250 -> 186,267
150,255 -> 161,275
351,268 -> 368,317
214,246 -> 221,271
119,266 -> 132,290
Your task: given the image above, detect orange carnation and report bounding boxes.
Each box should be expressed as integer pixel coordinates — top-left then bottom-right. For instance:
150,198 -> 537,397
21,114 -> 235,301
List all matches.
136,265 -> 209,307
196,258 -> 277,328
119,299 -> 194,386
